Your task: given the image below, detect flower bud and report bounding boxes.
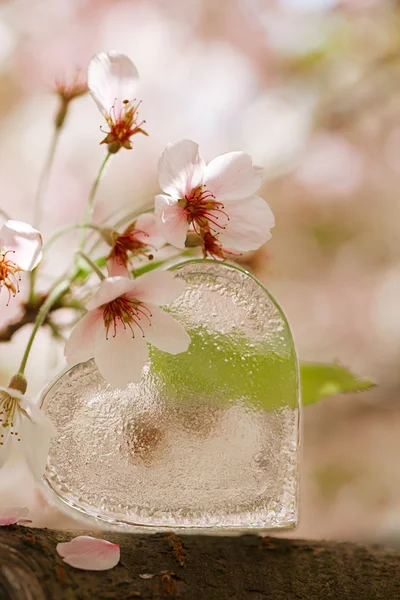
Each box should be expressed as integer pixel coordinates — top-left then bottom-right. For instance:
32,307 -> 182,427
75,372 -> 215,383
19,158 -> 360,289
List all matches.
8,373 -> 27,395
107,142 -> 122,154
99,228 -> 117,247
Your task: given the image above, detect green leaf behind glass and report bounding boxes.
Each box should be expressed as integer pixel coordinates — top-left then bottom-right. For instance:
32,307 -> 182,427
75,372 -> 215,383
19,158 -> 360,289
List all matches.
300,362 -> 375,406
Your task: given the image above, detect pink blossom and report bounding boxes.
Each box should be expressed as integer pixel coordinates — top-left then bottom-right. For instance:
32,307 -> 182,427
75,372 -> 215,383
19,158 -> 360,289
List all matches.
154,139 -> 275,257
0,220 -> 42,304
87,51 -> 147,152
65,271 -> 190,387
0,506 -> 29,526
56,536 -> 120,571
107,213 -> 165,277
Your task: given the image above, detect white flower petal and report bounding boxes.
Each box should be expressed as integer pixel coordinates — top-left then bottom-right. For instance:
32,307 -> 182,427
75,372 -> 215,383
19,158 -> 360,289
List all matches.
204,152 -> 263,201
218,195 -> 275,252
0,427 -> 11,469
86,277 -> 136,310
0,220 -> 42,271
154,194 -> 188,249
0,506 -> 29,526
19,398 -> 56,481
0,385 -> 24,402
133,213 -> 165,250
142,307 -> 190,355
94,322 -> 149,387
158,139 -> 205,198
56,536 -> 120,571
65,310 -> 103,365
125,270 -> 186,306
88,51 -> 139,119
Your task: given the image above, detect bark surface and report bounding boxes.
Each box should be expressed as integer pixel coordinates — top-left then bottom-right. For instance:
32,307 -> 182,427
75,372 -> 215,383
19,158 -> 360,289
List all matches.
0,527 -> 399,599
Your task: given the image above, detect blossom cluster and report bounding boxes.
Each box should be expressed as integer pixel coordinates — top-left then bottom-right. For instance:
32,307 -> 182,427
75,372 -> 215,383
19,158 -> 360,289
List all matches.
0,51 -> 274,480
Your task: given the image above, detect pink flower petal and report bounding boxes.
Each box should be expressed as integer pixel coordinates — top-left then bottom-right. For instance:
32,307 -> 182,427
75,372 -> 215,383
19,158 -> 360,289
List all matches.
56,536 -> 120,571
0,506 -> 29,526
88,51 -> 139,119
94,322 -> 149,387
0,220 -> 42,271
65,309 -> 103,365
106,256 -> 132,277
218,195 -> 275,252
141,307 -> 190,354
155,194 -> 188,249
86,277 -> 136,311
134,213 -> 165,250
125,270 -> 186,306
204,152 -> 263,201
158,139 -> 205,198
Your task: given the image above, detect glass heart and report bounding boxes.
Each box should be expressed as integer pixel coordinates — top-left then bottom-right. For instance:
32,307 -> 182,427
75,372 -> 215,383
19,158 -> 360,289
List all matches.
40,260 -> 301,531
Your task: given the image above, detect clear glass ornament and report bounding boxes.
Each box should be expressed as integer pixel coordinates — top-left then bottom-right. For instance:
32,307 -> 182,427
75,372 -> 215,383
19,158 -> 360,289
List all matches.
40,260 -> 301,531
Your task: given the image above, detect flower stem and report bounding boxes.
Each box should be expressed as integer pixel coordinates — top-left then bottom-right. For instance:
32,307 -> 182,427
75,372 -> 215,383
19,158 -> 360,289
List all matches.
29,126 -> 63,304
43,223 -> 105,253
0,207 -> 10,221
33,128 -> 61,229
18,278 -> 72,377
76,251 -> 105,280
79,152 -> 111,251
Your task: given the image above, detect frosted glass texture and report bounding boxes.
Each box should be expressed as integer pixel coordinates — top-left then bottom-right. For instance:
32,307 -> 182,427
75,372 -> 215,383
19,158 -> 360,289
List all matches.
41,260 -> 300,531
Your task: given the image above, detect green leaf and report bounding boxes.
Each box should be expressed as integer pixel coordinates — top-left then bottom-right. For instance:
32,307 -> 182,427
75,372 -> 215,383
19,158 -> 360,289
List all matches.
300,362 -> 375,406
150,328 -> 299,412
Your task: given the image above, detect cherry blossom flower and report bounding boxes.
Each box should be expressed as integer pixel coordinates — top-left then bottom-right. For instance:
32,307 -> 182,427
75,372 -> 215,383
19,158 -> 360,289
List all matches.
56,536 -> 120,571
65,271 -> 190,387
106,213 -> 165,276
54,69 -> 88,128
87,51 -> 147,152
55,69 -> 88,104
0,506 -> 30,526
154,139 -> 275,258
0,384 -> 55,480
0,220 -> 43,305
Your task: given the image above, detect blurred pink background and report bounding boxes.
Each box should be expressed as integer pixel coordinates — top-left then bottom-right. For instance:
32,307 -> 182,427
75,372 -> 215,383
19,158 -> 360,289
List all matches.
1,0 -> 400,543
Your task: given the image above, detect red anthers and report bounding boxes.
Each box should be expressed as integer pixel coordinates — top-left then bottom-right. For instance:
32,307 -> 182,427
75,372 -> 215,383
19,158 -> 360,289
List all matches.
179,185 -> 229,237
0,250 -> 21,305
102,296 -> 152,339
202,232 -> 226,260
101,100 -> 148,152
202,232 -> 238,261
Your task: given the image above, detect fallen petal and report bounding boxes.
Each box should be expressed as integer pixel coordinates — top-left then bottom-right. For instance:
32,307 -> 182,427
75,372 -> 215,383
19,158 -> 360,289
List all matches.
0,506 -> 29,526
56,535 -> 120,571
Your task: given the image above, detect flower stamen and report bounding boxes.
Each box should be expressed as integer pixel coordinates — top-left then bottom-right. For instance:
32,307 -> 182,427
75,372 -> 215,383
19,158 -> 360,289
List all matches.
180,185 -> 230,236
101,98 -> 148,152
107,226 -> 152,270
0,249 -> 22,305
103,296 -> 152,339
0,392 -> 22,444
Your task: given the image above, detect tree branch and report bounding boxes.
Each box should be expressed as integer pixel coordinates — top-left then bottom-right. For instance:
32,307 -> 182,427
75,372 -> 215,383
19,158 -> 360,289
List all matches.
0,526 -> 399,599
